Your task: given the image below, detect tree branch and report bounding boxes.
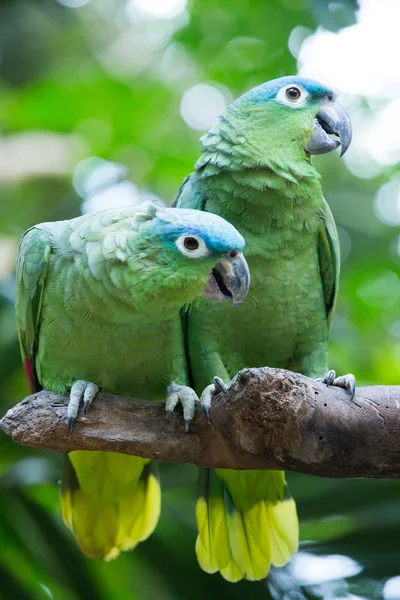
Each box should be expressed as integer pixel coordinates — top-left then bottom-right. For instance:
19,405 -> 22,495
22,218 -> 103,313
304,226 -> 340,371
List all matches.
1,367 -> 400,478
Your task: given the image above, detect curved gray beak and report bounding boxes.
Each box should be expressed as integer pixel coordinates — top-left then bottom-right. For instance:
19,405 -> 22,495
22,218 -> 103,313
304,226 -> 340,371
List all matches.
305,99 -> 352,157
202,251 -> 250,307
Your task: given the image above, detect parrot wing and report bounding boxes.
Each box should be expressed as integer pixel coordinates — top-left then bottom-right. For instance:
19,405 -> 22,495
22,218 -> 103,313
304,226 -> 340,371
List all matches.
174,173 -> 206,210
15,226 -> 52,393
318,197 -> 340,334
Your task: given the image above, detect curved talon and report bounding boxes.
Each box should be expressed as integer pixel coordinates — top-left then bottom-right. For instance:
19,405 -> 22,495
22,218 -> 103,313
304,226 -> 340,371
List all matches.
214,377 -> 228,394
200,377 -> 231,424
200,384 -> 214,423
332,373 -> 356,400
67,380 -> 99,432
68,416 -> 75,434
83,383 -> 99,414
317,371 -> 356,401
165,383 -> 199,432
322,369 -> 336,386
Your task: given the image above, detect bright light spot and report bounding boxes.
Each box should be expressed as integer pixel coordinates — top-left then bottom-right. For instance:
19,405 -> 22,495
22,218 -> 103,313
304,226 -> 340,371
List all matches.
389,321 -> 400,338
341,103 -> 384,179
0,236 -> 19,281
56,0 -> 91,7
383,576 -> 400,600
74,157 -> 164,214
129,0 -> 187,20
289,552 -> 362,586
73,157 -> 128,199
288,26 -> 312,59
9,458 -> 52,487
82,181 -> 141,213
298,0 -> 400,97
0,132 -> 85,181
160,43 -> 189,82
367,98 -> 400,165
357,270 -> 400,309
337,226 -> 351,264
180,84 -> 228,131
374,181 -> 400,226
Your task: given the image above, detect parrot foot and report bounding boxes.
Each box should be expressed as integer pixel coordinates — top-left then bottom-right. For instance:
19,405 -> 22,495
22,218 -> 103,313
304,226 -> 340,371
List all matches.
199,376 -> 228,423
68,380 -> 99,433
165,383 -> 200,432
316,370 -> 356,400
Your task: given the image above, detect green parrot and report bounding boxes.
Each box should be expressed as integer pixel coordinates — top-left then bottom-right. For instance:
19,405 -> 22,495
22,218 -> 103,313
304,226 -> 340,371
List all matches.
175,76 -> 354,581
15,201 -> 250,560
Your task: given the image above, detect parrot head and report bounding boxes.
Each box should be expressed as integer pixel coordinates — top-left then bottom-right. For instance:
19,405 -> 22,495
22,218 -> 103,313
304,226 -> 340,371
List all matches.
224,75 -> 352,161
138,204 -> 250,307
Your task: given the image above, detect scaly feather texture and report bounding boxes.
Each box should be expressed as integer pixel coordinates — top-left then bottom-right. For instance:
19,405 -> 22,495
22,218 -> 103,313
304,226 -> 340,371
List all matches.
176,77 -> 343,580
15,201 -> 246,560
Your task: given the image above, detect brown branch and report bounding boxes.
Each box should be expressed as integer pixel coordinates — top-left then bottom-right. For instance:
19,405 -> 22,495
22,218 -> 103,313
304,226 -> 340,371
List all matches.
1,367 -> 400,478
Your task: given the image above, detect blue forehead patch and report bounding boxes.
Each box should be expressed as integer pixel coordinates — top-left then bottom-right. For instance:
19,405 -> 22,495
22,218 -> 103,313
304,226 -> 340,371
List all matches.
154,207 -> 245,254
239,76 -> 335,104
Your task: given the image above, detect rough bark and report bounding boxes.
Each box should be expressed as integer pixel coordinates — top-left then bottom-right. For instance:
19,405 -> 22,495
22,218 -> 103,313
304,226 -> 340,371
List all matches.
1,367 -> 400,478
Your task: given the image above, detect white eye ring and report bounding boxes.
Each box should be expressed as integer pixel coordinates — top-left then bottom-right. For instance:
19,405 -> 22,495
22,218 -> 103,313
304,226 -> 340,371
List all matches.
276,84 -> 309,108
175,234 -> 210,258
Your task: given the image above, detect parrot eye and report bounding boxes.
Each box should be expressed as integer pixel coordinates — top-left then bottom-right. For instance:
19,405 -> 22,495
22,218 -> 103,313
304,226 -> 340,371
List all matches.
276,84 -> 308,108
175,234 -> 210,259
184,237 -> 199,250
286,87 -> 301,100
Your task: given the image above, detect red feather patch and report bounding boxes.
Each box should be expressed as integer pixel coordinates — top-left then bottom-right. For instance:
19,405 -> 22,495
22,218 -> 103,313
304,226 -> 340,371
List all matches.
23,358 -> 37,393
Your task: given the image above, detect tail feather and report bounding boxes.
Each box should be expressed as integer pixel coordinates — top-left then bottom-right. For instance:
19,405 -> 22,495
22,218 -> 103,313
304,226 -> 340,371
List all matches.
60,451 -> 161,560
118,463 -> 161,551
266,492 -> 298,567
196,469 -> 243,582
195,468 -> 298,582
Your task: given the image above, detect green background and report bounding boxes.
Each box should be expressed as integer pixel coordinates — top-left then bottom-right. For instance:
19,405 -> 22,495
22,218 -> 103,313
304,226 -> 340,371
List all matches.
0,1 -> 399,598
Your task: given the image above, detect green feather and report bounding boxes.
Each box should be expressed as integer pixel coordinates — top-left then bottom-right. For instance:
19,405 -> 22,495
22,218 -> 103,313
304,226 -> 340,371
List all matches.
16,202 -> 246,561
178,79 -> 343,581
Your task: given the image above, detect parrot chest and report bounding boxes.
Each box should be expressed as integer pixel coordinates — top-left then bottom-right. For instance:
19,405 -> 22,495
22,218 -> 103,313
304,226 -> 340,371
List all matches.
191,243 -> 327,377
188,180 -> 329,379
36,265 -> 187,400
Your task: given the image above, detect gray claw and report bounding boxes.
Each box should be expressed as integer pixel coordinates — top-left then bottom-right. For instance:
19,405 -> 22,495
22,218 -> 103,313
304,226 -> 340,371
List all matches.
332,373 -> 356,400
199,384 -> 214,423
67,380 -> 99,431
165,383 -> 199,432
321,369 -> 336,386
68,416 -> 75,434
203,404 -> 211,424
200,377 -> 230,424
317,371 -> 356,401
214,377 -> 228,394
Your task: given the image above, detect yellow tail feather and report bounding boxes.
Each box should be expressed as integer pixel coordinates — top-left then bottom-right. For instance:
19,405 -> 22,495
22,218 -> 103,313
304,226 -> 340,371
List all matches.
195,468 -> 298,582
60,451 -> 161,560
195,470 -> 243,582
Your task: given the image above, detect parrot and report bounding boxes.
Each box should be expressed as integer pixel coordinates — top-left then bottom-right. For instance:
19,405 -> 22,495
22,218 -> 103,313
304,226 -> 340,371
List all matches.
175,75 -> 354,582
15,201 -> 250,560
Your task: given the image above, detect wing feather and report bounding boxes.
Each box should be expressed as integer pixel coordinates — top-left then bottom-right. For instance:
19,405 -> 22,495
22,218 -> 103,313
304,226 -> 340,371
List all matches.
15,226 -> 52,392
318,198 -> 340,334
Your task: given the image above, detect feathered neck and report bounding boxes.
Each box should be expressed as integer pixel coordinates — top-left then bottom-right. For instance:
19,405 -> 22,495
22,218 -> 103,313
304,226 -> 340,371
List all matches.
195,107 -> 320,189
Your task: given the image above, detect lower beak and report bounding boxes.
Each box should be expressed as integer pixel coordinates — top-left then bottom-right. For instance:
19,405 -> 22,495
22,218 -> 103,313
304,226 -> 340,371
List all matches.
305,99 -> 352,157
202,251 -> 250,307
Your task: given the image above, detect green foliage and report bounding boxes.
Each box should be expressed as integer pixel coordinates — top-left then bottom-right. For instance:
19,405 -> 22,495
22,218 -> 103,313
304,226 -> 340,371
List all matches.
1,0 -> 400,598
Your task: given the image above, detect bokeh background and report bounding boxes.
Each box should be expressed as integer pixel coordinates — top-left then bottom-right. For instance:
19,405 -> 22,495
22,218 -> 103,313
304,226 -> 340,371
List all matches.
1,0 -> 400,598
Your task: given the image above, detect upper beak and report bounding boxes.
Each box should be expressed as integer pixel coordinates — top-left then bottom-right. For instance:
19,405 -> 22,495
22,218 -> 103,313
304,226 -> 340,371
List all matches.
202,251 -> 250,307
305,99 -> 352,157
